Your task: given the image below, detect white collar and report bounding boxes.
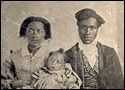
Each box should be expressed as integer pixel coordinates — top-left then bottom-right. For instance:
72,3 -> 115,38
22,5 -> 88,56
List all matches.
21,40 -> 50,57
78,37 -> 98,57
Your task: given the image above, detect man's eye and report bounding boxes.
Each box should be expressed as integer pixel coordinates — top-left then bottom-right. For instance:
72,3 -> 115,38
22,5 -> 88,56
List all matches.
81,26 -> 87,30
90,26 -> 96,30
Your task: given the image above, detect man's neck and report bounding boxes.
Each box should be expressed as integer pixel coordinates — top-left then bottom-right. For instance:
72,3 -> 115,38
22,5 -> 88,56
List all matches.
79,38 -> 97,49
79,37 -> 98,57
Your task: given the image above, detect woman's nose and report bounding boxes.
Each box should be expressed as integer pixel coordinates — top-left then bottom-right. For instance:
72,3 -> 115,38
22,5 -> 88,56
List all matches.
33,31 -> 38,37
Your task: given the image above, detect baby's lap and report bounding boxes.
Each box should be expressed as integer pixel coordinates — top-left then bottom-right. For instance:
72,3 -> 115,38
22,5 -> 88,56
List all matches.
35,78 -> 63,89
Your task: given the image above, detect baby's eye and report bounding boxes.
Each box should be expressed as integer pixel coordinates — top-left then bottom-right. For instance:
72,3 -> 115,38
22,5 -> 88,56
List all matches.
57,60 -> 60,63
57,60 -> 62,64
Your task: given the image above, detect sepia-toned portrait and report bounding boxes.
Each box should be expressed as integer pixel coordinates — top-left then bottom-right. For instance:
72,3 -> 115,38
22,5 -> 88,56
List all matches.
1,1 -> 124,89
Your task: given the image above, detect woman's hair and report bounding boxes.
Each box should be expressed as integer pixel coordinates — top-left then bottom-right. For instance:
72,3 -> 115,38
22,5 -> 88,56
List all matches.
20,16 -> 51,39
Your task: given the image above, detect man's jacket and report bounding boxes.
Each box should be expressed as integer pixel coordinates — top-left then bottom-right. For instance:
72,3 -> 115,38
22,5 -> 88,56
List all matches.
65,42 -> 124,89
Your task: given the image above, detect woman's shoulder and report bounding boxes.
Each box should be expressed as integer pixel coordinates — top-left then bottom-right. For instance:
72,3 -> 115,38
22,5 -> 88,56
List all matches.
9,48 -> 24,60
10,48 -> 22,55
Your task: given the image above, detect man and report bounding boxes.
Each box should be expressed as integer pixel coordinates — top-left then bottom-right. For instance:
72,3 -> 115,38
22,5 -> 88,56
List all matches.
65,8 -> 124,89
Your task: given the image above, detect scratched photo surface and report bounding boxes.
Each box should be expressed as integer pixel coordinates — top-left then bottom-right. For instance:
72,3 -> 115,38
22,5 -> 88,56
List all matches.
1,1 -> 124,89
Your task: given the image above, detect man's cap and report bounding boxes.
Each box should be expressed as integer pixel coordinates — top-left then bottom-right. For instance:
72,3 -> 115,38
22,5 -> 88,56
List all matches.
75,8 -> 105,24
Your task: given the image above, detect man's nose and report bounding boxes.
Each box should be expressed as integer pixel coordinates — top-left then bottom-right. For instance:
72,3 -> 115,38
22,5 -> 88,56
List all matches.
86,27 -> 91,34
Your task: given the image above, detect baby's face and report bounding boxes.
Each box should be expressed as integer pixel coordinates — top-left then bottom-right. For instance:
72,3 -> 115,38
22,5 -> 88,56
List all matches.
47,52 -> 64,71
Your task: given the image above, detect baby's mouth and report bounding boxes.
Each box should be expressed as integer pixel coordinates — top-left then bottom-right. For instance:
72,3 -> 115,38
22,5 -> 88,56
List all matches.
51,66 -> 55,68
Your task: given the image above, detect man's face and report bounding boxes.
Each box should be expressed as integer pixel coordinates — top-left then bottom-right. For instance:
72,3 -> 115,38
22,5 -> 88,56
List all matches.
78,18 -> 99,44
26,22 -> 46,47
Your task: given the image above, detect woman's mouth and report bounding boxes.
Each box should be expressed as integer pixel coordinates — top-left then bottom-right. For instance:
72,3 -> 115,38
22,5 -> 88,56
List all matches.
31,38 -> 39,41
31,40 -> 39,43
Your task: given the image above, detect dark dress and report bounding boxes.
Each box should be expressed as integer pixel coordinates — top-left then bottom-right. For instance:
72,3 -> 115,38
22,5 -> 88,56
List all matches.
65,41 -> 124,89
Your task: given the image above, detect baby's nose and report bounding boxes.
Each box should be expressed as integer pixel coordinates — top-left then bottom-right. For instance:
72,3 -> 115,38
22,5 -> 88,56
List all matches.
53,61 -> 57,65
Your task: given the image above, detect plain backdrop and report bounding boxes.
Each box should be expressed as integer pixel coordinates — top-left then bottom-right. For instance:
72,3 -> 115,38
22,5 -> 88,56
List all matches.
1,1 -> 124,76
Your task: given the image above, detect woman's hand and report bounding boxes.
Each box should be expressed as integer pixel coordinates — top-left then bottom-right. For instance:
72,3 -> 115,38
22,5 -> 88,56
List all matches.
12,80 -> 30,88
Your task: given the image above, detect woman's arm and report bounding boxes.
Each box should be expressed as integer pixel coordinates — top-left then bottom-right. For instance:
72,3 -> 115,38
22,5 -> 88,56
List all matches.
1,54 -> 31,89
1,56 -> 16,89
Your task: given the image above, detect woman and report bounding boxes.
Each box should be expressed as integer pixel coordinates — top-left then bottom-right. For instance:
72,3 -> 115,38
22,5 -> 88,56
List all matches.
1,16 -> 51,89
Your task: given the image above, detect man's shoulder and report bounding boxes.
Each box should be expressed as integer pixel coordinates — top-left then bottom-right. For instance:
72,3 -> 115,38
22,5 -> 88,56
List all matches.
65,41 -> 117,55
64,42 -> 80,63
97,41 -> 113,49
97,41 -> 117,56
65,42 -> 80,53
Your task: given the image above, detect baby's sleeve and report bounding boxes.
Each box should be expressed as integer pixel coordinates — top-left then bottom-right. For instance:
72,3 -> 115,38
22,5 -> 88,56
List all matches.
64,63 -> 82,89
32,68 -> 47,79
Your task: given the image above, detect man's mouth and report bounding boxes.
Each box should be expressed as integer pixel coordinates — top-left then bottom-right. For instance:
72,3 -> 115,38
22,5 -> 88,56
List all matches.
84,36 -> 92,39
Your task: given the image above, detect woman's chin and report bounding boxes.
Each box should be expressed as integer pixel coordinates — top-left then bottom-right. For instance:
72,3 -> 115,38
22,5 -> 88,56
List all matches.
30,43 -> 40,47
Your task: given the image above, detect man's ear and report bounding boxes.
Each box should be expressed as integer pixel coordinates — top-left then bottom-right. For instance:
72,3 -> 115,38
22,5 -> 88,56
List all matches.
58,48 -> 64,53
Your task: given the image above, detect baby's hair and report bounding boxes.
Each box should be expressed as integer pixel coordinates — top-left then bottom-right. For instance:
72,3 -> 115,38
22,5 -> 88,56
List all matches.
58,48 -> 64,53
49,48 -> 64,57
46,48 -> 66,66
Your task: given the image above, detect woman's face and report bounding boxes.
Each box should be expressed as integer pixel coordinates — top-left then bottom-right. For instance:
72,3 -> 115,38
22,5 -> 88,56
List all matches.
25,22 -> 46,47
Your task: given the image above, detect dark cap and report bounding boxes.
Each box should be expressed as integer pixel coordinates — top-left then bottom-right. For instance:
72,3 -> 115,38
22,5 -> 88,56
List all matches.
75,8 -> 105,25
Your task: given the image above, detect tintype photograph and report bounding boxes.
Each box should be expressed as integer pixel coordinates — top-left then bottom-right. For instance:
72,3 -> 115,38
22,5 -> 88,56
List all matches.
1,1 -> 124,89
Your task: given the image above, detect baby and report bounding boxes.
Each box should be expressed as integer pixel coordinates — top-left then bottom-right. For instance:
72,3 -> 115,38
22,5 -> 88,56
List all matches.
31,48 -> 82,89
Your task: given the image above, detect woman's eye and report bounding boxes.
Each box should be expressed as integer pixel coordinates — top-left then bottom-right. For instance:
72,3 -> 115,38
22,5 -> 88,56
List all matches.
37,29 -> 44,33
28,29 -> 33,34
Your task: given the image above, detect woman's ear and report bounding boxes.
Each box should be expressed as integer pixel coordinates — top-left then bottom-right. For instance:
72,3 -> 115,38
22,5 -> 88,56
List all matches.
25,28 -> 28,37
58,48 -> 64,53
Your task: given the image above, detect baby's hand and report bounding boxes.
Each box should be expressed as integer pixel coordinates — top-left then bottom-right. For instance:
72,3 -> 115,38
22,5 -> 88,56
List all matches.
67,75 -> 77,83
54,74 -> 63,83
63,79 -> 70,87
